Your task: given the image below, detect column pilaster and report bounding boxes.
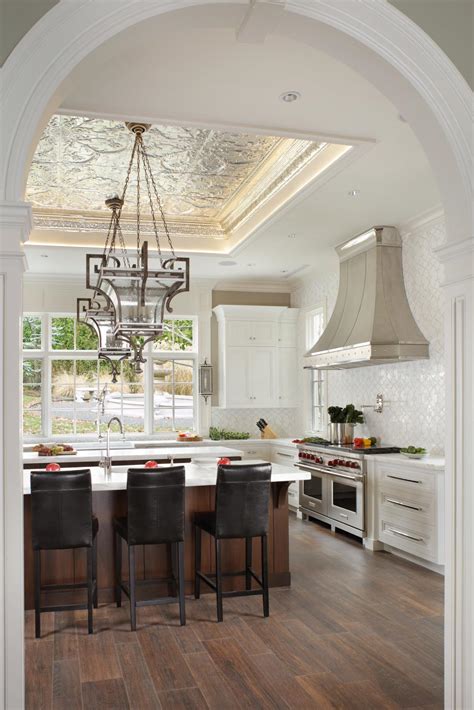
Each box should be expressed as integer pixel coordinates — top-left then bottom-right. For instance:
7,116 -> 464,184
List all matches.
436,234 -> 474,710
0,201 -> 32,710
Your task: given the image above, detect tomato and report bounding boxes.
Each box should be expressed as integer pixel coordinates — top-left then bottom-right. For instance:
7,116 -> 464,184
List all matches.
217,457 -> 231,465
144,460 -> 158,469
45,463 -> 61,472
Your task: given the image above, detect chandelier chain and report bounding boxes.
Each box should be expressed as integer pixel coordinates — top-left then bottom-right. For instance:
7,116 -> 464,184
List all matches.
141,145 -> 176,259
141,147 -> 163,261
136,136 -> 141,258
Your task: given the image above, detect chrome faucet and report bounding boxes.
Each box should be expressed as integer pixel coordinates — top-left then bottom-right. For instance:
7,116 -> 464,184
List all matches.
100,416 -> 124,476
95,383 -> 109,440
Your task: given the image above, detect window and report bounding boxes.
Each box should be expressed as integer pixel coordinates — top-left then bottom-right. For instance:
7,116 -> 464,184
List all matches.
305,306 -> 326,434
22,314 -> 198,439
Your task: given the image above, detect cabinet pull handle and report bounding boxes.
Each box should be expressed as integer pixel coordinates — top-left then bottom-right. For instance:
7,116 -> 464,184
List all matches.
387,474 -> 423,484
385,497 -> 423,511
276,452 -> 294,458
339,513 -> 349,519
386,527 -> 424,542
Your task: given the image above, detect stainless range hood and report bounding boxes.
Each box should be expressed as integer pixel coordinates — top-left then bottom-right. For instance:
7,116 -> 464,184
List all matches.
305,226 -> 429,369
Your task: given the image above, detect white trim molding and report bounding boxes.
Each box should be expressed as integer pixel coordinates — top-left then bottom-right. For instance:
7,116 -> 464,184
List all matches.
0,203 -> 31,710
436,236 -> 474,710
0,1 -> 472,708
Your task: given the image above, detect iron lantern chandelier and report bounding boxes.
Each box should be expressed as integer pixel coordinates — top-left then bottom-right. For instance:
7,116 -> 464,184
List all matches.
76,296 -> 131,383
79,121 -> 189,374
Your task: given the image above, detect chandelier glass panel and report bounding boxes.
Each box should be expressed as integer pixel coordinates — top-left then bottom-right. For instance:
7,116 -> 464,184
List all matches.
77,122 -> 189,376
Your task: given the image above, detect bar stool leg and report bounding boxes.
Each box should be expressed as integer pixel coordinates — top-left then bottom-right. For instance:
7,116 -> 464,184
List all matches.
87,547 -> 94,634
194,524 -> 201,600
245,537 -> 252,590
92,535 -> 98,609
215,538 -> 223,623
171,541 -> 178,598
261,534 -> 269,618
177,541 -> 186,626
114,530 -> 122,608
129,545 -> 137,631
34,549 -> 41,639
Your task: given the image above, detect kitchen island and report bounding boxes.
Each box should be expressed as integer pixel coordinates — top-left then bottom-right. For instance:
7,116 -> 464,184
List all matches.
23,461 -> 309,610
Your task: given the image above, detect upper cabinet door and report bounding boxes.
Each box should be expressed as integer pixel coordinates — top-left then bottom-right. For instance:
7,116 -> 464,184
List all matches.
252,321 -> 277,346
227,320 -> 277,347
277,347 -> 298,407
227,320 -> 254,347
249,347 -> 277,407
278,321 -> 298,347
225,347 -> 251,407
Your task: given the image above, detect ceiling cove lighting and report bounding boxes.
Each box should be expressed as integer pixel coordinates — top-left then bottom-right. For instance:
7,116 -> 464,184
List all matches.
77,122 -> 190,374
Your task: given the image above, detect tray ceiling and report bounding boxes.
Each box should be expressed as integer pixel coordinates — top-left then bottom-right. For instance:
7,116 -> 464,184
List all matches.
26,114 -> 351,245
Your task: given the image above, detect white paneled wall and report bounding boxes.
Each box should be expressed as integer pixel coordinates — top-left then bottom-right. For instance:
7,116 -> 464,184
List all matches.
291,220 -> 446,454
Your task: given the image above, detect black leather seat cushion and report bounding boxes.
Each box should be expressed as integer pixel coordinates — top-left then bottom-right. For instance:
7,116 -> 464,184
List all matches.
31,469 -> 96,550
116,466 -> 186,546
195,463 -> 272,539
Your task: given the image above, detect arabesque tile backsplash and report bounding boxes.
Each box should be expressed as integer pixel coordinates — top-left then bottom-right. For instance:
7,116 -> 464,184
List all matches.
291,220 -> 446,455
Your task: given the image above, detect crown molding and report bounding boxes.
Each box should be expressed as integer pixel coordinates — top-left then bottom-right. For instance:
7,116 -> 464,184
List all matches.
213,278 -> 293,293
399,205 -> 445,237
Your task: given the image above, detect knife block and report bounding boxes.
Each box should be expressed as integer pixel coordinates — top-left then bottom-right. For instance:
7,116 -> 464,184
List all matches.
260,425 -> 277,439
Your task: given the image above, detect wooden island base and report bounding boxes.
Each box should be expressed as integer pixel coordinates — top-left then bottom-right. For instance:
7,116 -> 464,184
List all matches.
23,483 -> 291,610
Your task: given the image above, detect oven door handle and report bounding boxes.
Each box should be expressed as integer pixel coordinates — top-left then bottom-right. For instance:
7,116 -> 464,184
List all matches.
295,463 -> 363,483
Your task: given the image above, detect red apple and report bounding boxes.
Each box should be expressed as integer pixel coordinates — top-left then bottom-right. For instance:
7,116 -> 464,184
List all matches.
217,457 -> 231,465
45,463 -> 60,472
144,460 -> 158,469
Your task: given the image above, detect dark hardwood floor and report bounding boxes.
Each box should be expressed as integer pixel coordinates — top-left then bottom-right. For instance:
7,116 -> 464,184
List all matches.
25,516 -> 444,709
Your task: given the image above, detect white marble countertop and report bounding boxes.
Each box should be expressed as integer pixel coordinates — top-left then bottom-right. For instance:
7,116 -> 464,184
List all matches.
23,445 -> 242,465
372,453 -> 445,470
23,460 -> 309,494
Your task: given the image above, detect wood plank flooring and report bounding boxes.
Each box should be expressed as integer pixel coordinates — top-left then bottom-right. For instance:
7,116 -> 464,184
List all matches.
25,517 -> 444,709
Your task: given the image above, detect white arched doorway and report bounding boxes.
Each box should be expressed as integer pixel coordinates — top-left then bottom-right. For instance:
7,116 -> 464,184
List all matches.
0,2 -> 472,708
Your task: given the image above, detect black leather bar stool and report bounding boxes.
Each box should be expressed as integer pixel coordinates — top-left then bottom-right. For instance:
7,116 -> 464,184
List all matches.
194,462 -> 271,622
113,466 -> 186,631
31,469 -> 98,638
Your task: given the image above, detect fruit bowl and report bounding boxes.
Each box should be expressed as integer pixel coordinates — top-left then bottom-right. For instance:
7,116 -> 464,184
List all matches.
401,451 -> 427,459
400,447 -> 427,459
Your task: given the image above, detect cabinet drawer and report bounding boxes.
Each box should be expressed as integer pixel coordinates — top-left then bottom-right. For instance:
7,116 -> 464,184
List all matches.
379,488 -> 435,527
377,464 -> 435,494
379,518 -> 436,561
272,449 -> 297,466
240,446 -> 271,461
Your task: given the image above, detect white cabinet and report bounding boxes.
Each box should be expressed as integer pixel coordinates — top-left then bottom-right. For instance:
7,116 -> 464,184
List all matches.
227,320 -> 277,347
213,305 -> 299,409
277,347 -> 298,407
278,319 -> 297,347
372,458 -> 444,565
226,346 -> 276,408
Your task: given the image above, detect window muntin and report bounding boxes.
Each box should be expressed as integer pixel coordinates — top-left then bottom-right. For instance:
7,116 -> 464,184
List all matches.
153,358 -> 194,433
23,359 -> 42,435
23,316 -> 42,350
22,314 -> 197,439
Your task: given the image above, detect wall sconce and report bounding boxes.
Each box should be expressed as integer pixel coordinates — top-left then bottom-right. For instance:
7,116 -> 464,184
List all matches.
199,359 -> 213,403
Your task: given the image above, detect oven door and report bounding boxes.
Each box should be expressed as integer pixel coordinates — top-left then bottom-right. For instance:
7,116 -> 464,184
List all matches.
297,465 -> 328,516
327,470 -> 364,531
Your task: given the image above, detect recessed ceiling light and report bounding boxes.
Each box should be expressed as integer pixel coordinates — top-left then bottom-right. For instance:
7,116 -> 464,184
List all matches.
280,270 -> 288,273
218,260 -> 237,266
348,189 -> 360,197
288,233 -> 296,239
280,91 -> 301,103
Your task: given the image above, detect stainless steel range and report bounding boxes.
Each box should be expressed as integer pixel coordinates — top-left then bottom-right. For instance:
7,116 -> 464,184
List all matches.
295,443 -> 400,537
